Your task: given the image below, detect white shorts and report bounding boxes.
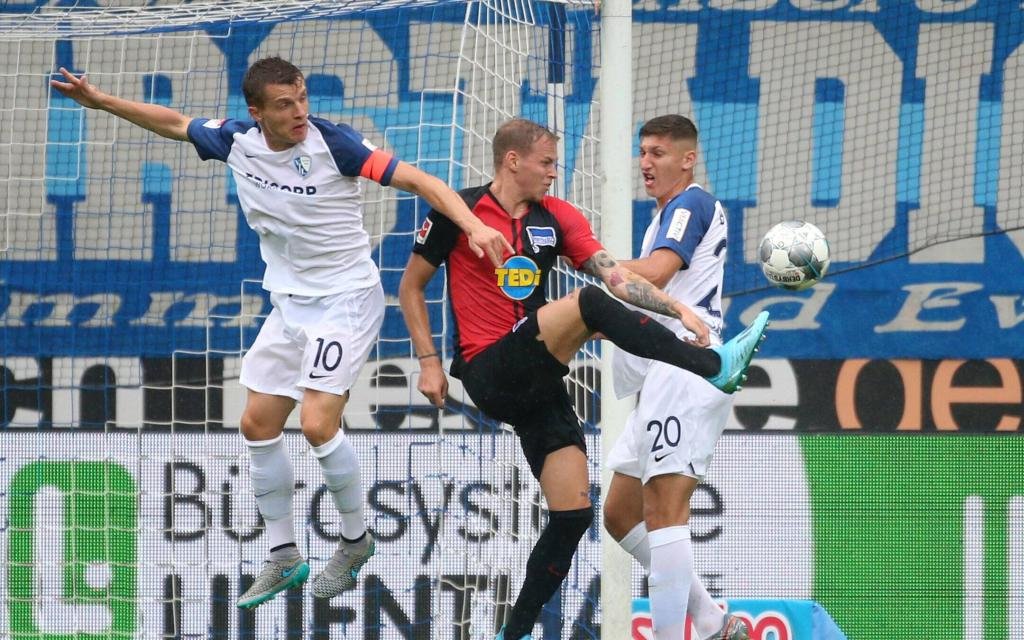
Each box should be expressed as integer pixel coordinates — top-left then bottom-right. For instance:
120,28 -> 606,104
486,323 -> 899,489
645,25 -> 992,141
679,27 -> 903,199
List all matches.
239,285 -> 385,401
606,361 -> 733,484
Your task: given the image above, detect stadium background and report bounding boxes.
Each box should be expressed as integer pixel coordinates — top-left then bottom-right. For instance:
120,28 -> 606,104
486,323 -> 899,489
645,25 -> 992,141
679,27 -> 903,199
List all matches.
1,0 -> 1022,638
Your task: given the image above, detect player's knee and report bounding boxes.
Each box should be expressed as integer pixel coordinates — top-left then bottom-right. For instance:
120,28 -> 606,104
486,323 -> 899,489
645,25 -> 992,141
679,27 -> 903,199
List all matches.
239,411 -> 259,438
552,506 -> 594,545
299,405 -> 344,446
240,410 -> 279,441
300,418 -> 335,446
577,284 -> 612,332
529,507 -> 594,574
602,507 -> 632,540
643,498 -> 690,530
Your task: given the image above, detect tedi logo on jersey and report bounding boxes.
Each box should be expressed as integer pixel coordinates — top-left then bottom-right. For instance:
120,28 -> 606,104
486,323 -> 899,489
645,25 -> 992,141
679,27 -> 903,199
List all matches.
526,226 -> 556,252
293,155 -> 311,177
496,255 -> 541,300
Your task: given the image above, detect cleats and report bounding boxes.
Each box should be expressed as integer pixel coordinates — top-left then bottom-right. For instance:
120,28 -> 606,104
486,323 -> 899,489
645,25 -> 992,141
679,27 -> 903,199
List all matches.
706,311 -> 769,393
705,615 -> 751,640
237,554 -> 309,610
312,533 -> 376,598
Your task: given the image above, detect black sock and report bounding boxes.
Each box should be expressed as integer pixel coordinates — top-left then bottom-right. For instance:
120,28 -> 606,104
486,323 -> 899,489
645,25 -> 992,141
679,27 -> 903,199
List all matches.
269,542 -> 296,553
268,542 -> 301,562
503,508 -> 593,640
577,285 -> 720,377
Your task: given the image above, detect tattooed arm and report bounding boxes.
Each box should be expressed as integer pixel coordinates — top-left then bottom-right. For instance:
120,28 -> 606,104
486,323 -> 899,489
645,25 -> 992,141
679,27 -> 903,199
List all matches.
580,250 -> 710,346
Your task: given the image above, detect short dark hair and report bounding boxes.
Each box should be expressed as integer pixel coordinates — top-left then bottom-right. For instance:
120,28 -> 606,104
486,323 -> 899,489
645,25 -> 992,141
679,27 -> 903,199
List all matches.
639,114 -> 698,142
242,57 -> 304,107
492,118 -> 559,170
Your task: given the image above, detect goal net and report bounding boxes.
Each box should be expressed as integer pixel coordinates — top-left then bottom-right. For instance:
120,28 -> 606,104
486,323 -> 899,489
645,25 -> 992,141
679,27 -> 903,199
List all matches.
0,1 -> 601,639
4,0 -> 1023,639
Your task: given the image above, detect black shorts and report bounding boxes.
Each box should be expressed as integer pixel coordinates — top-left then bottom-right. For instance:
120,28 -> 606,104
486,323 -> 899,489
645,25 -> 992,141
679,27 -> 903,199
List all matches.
457,314 -> 586,479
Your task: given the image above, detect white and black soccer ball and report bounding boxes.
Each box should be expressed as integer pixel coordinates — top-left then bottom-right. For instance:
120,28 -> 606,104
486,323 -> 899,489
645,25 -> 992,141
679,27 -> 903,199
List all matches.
758,220 -> 831,291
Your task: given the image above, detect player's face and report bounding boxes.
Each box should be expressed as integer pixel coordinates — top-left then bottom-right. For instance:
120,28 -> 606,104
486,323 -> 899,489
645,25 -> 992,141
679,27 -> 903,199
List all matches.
513,136 -> 558,202
639,134 -> 696,208
249,80 -> 309,151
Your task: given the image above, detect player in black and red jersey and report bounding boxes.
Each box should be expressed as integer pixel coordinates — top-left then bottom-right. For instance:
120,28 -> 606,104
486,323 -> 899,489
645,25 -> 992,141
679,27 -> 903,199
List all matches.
398,119 -> 768,640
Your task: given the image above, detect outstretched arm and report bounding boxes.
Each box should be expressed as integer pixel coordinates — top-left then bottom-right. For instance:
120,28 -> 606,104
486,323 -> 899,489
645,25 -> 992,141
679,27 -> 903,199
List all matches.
618,248 -> 684,290
49,67 -> 191,142
581,249 -> 710,346
389,162 -> 513,267
398,253 -> 448,408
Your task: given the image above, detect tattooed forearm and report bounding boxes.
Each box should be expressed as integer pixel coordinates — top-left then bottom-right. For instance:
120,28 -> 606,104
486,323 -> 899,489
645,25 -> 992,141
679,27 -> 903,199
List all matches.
585,249 -> 679,317
581,250 -> 619,278
623,279 -> 676,317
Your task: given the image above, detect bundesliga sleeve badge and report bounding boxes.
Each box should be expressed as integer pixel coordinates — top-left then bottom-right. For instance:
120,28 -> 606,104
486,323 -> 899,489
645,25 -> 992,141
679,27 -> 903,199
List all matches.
415,218 -> 433,244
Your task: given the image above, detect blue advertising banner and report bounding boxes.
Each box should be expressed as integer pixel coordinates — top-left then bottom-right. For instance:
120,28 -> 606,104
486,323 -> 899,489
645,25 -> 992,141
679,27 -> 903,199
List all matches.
0,1 -> 1021,360
631,597 -> 849,640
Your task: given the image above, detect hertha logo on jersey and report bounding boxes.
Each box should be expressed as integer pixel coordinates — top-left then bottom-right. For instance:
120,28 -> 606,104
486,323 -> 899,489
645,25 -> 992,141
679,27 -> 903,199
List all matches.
526,226 -> 557,252
416,218 -> 433,244
293,155 -> 311,177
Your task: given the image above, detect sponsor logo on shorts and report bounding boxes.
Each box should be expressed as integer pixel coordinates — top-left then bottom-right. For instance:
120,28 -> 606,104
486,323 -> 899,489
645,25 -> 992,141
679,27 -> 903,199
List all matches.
495,255 -> 541,300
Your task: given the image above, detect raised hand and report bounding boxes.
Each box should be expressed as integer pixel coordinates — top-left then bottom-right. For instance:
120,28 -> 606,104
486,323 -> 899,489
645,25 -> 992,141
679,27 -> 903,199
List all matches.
49,67 -> 105,109
466,223 -> 514,267
676,303 -> 710,347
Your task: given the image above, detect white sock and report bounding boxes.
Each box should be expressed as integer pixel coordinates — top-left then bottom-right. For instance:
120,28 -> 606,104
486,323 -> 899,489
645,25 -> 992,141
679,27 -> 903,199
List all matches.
618,521 -> 651,570
688,566 -> 725,640
621,522 -> 722,639
648,525 -> 694,640
310,431 -> 366,541
246,434 -> 295,549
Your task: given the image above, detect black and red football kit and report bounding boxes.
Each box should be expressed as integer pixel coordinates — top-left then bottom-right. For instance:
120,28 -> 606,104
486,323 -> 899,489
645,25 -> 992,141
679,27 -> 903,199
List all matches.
412,183 -> 604,477
412,183 -> 603,364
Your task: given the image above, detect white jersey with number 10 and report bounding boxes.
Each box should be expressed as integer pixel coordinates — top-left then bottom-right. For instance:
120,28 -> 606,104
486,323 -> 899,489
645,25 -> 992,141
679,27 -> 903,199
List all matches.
187,116 -> 398,297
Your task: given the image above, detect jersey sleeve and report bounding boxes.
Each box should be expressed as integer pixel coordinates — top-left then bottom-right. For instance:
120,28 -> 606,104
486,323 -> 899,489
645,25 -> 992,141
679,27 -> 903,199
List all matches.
412,208 -> 462,267
311,117 -> 400,186
649,191 -> 713,268
187,118 -> 249,162
544,196 -> 604,269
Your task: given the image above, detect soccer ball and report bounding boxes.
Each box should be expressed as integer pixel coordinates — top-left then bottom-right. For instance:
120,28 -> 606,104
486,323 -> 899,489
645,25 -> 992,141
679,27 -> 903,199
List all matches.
758,221 -> 831,291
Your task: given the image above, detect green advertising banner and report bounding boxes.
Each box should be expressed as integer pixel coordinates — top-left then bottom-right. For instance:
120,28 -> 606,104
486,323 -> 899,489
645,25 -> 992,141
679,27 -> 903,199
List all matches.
7,461 -> 137,639
802,436 -> 1024,640
2,434 -> 1020,638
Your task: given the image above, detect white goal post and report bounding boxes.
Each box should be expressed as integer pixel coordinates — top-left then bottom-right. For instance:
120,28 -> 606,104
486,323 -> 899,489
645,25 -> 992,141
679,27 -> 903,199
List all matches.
596,0 -> 634,638
0,1 -> 633,639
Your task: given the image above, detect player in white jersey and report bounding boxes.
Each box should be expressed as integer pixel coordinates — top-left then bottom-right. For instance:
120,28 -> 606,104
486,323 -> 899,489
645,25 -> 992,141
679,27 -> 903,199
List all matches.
51,57 -> 513,609
603,115 -> 762,640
